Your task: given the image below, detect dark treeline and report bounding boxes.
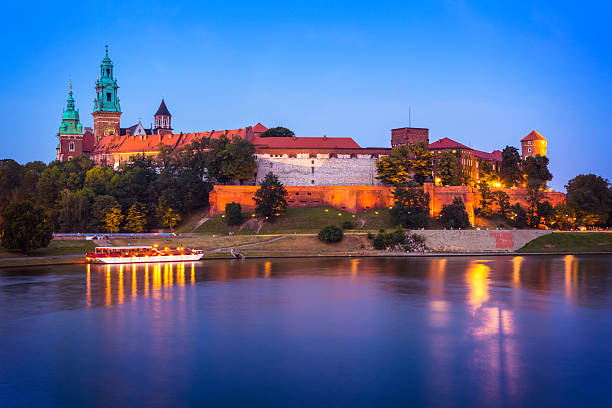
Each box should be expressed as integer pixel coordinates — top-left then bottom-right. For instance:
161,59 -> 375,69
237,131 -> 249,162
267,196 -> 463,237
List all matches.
0,135 -> 257,233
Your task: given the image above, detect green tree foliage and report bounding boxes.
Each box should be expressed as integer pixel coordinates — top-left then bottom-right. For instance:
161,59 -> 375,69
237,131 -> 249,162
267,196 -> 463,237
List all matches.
260,126 -> 295,138
407,142 -> 433,185
522,155 -> 553,227
508,203 -> 528,228
341,220 -> 354,230
206,135 -> 257,184
372,226 -> 406,250
125,203 -> 148,233
57,189 -> 93,232
436,151 -> 458,186
376,146 -> 412,186
84,166 -> 115,195
161,208 -> 182,232
565,174 -> 612,227
477,182 -> 494,217
491,190 -> 511,217
318,225 -> 344,243
390,186 -> 430,228
478,159 -> 498,185
36,156 -> 95,207
440,197 -> 470,229
107,154 -> 158,209
92,195 -> 121,231
253,172 -> 288,220
500,146 -> 522,187
537,201 -> 555,228
104,208 -> 124,233
0,159 -> 22,205
551,203 -> 577,230
225,202 -> 244,226
0,200 -> 53,253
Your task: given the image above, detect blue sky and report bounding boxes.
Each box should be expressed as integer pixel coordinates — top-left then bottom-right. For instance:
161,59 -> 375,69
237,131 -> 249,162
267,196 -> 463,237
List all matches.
2,0 -> 611,191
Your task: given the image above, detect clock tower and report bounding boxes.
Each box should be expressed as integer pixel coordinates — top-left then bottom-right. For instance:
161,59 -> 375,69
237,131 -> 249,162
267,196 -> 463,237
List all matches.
92,46 -> 121,143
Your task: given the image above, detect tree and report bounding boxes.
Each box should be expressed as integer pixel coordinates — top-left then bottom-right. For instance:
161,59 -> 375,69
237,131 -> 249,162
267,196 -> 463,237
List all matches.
407,142 -> 433,185
439,197 -> 470,229
372,226 -> 406,250
390,186 -> 430,228
253,172 -> 288,220
523,155 -> 553,227
260,126 -> 295,138
161,208 -> 182,232
318,225 -> 344,243
552,203 -> 577,230
225,202 -> 244,226
0,159 -> 22,205
436,151 -> 458,186
206,135 -> 257,184
57,189 -> 92,232
499,146 -> 522,187
104,208 -> 124,233
84,166 -> 115,195
375,146 -> 413,186
92,195 -> 121,230
508,203 -> 528,228
0,200 -> 53,253
566,174 -> 612,227
477,181 -> 494,217
125,203 -> 148,232
537,201 -> 555,228
491,190 -> 511,217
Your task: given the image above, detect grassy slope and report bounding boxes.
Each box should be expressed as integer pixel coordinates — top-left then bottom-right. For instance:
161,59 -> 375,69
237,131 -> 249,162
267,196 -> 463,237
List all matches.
518,232 -> 612,253
195,206 -> 396,235
0,240 -> 96,259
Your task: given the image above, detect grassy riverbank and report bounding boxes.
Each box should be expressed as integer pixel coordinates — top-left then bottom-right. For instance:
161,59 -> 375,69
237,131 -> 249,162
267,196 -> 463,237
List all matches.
0,240 -> 96,267
517,232 -> 612,253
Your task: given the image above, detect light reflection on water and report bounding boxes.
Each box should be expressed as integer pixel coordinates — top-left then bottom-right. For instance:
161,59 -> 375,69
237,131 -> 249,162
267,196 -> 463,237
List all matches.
1,256 -> 612,407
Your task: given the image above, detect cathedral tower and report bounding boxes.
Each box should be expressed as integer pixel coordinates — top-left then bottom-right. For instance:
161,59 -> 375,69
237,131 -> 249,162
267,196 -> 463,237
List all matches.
56,84 -> 84,161
92,46 -> 121,143
154,99 -> 172,135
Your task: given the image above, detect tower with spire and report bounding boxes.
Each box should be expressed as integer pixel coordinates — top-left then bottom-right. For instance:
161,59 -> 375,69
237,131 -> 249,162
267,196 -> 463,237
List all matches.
56,84 -> 85,161
92,45 -> 122,143
154,99 -> 172,135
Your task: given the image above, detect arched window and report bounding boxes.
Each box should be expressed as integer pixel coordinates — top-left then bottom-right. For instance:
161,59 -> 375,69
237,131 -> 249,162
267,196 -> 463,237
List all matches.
69,141 -> 75,152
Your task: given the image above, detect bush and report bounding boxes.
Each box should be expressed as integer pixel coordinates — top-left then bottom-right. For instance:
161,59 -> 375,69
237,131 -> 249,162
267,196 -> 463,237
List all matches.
390,186 -> 430,228
372,226 -> 406,250
0,200 -> 53,253
440,197 -> 470,229
318,225 -> 344,243
341,220 -> 354,230
225,202 -> 244,226
367,232 -> 374,239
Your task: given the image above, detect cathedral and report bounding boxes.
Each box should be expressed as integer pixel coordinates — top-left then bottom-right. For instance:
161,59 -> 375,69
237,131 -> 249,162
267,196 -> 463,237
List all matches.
56,48 -> 547,188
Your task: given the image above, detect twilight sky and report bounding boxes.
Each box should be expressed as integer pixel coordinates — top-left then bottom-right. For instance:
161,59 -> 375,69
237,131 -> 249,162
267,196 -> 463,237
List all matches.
2,0 -> 611,191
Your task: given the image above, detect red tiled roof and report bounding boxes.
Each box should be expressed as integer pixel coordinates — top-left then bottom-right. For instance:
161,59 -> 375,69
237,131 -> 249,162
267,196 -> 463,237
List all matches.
474,149 -> 502,162
252,123 -> 267,133
251,136 -> 361,149
428,137 -> 472,150
521,130 -> 546,142
92,125 -> 263,154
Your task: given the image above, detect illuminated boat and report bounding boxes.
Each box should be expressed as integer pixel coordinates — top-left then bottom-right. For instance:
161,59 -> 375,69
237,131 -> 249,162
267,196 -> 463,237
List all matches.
86,246 -> 204,264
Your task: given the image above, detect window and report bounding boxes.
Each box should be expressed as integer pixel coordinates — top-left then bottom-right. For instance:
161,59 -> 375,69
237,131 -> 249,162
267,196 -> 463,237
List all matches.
311,160 -> 315,164
311,180 -> 314,184
311,167 -> 314,174
106,93 -> 111,102
69,141 -> 75,152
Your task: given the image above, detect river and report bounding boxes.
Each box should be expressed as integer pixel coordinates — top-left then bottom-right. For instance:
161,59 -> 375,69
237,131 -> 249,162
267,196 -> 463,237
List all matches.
1,256 -> 611,407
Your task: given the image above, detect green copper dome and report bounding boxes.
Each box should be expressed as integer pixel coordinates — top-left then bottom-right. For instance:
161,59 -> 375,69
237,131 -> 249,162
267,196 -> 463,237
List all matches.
93,46 -> 121,113
59,86 -> 84,135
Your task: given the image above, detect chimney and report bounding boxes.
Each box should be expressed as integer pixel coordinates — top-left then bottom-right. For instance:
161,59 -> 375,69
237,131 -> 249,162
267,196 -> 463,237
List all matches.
323,135 -> 327,141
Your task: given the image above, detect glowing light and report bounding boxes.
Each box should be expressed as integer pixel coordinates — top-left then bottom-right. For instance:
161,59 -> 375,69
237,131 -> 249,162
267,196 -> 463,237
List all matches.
324,209 -> 329,212
338,213 -> 342,216
493,182 -> 502,188
374,211 -> 379,215
251,214 -> 256,217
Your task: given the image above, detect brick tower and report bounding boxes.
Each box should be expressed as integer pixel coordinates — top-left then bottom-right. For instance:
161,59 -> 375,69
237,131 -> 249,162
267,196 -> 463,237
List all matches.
521,130 -> 547,160
92,46 -> 121,143
153,99 -> 173,135
391,127 -> 429,147
56,84 -> 84,162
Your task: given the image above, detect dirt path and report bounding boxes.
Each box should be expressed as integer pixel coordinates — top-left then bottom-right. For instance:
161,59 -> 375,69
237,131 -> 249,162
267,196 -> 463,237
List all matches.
191,210 -> 210,232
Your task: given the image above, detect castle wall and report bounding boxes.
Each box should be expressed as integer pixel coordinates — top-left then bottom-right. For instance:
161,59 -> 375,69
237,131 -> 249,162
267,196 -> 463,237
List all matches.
209,185 -> 566,225
255,154 -> 384,187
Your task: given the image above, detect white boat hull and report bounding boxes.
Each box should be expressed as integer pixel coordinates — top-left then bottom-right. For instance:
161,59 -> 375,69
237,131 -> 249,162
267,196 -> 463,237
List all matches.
91,254 -> 204,264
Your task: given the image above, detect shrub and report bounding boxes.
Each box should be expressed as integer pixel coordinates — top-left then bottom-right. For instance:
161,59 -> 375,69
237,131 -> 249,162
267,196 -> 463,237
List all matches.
372,226 -> 406,250
225,202 -> 244,226
367,232 -> 374,239
318,225 -> 344,243
440,197 -> 470,229
390,186 -> 430,228
341,220 -> 354,230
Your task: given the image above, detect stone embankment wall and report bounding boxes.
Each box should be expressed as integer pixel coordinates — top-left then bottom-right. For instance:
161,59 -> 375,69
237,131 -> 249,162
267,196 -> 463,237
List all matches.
256,154 -> 383,187
411,229 -> 552,252
210,185 -> 566,221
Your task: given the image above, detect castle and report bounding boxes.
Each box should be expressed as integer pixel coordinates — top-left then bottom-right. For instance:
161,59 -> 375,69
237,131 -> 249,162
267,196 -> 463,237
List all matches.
56,48 -> 548,189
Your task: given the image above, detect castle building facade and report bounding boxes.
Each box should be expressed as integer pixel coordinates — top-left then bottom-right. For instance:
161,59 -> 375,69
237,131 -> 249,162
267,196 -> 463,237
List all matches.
55,49 -> 546,189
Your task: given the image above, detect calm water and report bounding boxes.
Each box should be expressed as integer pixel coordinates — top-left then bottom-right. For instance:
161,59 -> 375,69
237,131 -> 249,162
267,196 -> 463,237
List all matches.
1,256 -> 611,407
